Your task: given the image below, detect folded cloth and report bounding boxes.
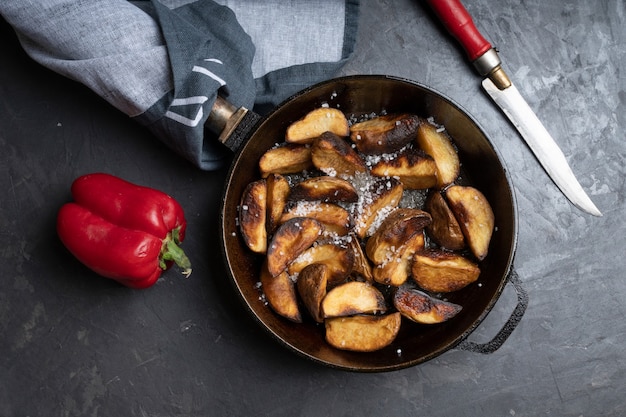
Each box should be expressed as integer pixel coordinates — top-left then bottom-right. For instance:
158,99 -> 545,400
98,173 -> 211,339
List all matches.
0,0 -> 359,170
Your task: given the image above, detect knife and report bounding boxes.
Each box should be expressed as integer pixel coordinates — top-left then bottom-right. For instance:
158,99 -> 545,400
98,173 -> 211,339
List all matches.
426,0 -> 602,217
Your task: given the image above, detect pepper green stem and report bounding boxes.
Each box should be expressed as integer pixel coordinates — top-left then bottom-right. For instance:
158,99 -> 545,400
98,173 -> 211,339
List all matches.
160,233 -> 192,278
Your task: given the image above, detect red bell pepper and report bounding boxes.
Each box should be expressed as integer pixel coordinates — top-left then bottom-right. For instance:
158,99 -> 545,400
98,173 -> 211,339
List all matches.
57,173 -> 192,289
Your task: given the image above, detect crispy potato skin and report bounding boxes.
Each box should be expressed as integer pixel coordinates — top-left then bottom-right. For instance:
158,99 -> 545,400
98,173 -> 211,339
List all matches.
289,176 -> 358,203
325,312 -> 402,352
411,249 -> 480,293
350,114 -> 421,155
266,173 -> 291,234
239,179 -> 267,254
445,185 -> 495,261
311,132 -> 367,176
370,148 -> 438,190
426,191 -> 465,251
259,144 -> 313,178
372,232 -> 425,286
280,201 -> 351,236
288,242 -> 354,285
348,235 -> 374,282
393,285 -> 462,324
286,107 -> 350,144
296,263 -> 328,323
416,122 -> 460,188
352,178 -> 404,239
365,208 -> 431,265
260,263 -> 302,323
267,217 -> 322,276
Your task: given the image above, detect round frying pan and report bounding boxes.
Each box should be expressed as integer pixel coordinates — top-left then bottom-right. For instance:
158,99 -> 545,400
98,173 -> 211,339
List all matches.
214,75 -> 527,372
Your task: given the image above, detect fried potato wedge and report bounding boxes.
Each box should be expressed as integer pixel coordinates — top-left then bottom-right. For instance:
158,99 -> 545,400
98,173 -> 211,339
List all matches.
311,132 -> 367,177
267,217 -> 322,276
259,144 -> 313,178
286,107 -> 350,144
296,263 -> 328,323
239,179 -> 267,254
322,281 -> 387,318
415,121 -> 460,188
445,185 -> 494,261
325,312 -> 401,352
370,148 -> 438,190
350,114 -> 421,155
411,249 -> 480,293
347,235 -> 374,282
425,191 -> 465,251
372,232 -> 425,286
289,176 -> 358,204
280,201 -> 350,236
365,207 -> 431,265
260,262 -> 302,323
393,285 -> 462,324
266,173 -> 291,234
288,242 -> 354,285
352,178 -> 404,239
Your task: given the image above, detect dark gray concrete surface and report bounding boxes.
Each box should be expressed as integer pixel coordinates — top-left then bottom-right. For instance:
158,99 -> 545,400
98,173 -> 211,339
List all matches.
1,1 -> 625,416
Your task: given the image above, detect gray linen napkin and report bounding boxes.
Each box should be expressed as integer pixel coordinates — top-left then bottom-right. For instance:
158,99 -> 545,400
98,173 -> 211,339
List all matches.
0,0 -> 359,169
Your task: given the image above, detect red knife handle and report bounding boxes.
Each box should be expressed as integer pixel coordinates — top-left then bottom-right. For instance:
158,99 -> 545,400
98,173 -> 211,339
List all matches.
426,0 -> 492,62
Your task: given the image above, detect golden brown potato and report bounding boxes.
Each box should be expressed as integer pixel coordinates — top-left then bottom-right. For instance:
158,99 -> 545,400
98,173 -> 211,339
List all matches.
411,249 -> 480,293
322,281 -> 387,318
365,207 -> 431,265
372,232 -> 425,286
311,132 -> 367,177
267,217 -> 323,276
425,191 -> 465,251
347,235 -> 374,282
415,121 -> 460,188
266,173 -> 291,234
296,263 -> 328,323
370,148 -> 438,190
289,176 -> 358,204
350,114 -> 421,154
239,179 -> 267,254
285,107 -> 350,144
325,312 -> 401,352
352,178 -> 404,239
393,285 -> 462,324
259,144 -> 313,178
280,201 -> 351,236
445,185 -> 495,261
260,262 -> 302,323
288,242 -> 354,285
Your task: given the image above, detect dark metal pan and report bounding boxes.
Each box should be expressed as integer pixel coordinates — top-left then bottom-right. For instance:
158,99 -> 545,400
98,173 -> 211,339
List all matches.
213,75 -> 527,372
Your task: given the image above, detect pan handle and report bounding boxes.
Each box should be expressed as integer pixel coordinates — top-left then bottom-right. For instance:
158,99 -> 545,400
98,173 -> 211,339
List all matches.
205,96 -> 262,153
456,268 -> 528,354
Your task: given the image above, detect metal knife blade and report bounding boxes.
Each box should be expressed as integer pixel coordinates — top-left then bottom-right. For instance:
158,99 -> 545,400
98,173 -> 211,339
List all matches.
426,0 -> 601,216
482,78 -> 602,216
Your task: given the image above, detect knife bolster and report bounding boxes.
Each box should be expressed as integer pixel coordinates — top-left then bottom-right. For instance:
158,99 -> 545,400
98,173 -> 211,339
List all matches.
473,48 -> 511,90
472,48 -> 501,75
488,67 -> 512,90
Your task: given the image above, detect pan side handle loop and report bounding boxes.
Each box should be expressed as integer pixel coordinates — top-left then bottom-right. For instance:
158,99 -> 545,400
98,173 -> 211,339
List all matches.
457,269 -> 528,354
